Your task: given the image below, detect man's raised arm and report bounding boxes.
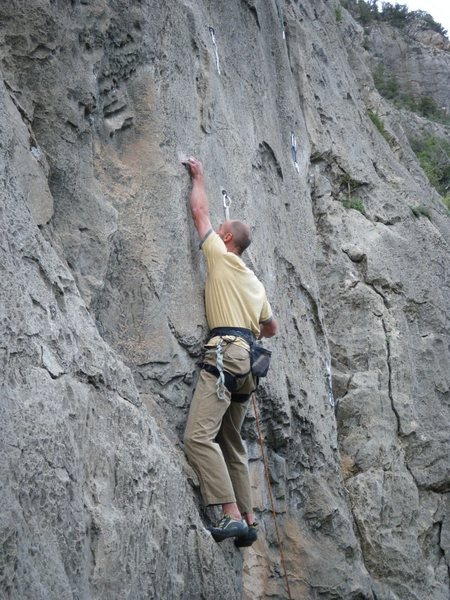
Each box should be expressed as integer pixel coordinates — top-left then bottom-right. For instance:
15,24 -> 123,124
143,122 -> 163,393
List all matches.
182,157 -> 213,241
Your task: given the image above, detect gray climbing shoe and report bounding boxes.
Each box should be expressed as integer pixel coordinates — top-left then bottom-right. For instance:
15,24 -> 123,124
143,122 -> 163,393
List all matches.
208,514 -> 248,543
235,522 -> 258,548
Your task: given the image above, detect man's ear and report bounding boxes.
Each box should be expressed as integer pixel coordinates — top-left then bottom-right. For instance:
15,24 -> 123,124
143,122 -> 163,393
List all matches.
224,232 -> 233,243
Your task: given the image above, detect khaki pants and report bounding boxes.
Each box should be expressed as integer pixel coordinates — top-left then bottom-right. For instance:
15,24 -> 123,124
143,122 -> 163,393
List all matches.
184,341 -> 255,514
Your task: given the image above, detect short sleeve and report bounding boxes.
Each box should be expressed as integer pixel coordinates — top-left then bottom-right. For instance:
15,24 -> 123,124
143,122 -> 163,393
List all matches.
259,296 -> 273,324
201,230 -> 227,269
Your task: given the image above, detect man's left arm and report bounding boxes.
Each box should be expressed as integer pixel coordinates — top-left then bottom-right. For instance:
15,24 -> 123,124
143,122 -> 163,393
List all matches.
259,295 -> 277,338
182,157 -> 212,241
260,317 -> 277,338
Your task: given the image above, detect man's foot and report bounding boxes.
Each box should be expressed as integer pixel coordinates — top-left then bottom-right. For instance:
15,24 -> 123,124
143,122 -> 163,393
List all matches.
234,522 -> 258,547
207,514 -> 248,543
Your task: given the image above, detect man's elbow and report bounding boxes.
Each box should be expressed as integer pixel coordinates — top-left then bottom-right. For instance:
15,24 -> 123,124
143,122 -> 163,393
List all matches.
260,318 -> 277,338
191,207 -> 208,223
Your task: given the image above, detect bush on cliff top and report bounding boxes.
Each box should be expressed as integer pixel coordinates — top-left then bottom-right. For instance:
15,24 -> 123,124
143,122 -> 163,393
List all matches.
341,0 -> 448,38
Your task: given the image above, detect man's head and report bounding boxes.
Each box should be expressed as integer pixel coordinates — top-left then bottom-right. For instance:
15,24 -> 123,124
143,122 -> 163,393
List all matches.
217,220 -> 252,255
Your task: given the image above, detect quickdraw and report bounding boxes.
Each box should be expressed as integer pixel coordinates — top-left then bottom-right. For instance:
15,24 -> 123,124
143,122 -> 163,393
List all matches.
209,27 -> 221,75
326,358 -> 335,407
291,131 -> 299,173
222,189 -> 231,221
276,1 -> 286,39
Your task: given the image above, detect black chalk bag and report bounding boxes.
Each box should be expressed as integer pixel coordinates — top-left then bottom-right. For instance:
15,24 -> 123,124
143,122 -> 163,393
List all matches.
250,343 -> 272,378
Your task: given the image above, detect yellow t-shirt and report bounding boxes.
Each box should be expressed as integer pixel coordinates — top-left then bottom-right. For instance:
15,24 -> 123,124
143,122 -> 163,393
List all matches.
201,230 -> 272,339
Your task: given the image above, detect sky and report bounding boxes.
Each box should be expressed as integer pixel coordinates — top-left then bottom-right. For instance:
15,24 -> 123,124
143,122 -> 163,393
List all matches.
401,1 -> 450,35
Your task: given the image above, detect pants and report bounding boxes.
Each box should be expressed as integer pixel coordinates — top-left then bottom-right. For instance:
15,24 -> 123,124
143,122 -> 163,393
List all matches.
184,341 -> 255,514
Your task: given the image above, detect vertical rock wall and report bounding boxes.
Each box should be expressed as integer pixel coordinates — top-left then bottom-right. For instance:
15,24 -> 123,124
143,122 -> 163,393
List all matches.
0,1 -> 449,599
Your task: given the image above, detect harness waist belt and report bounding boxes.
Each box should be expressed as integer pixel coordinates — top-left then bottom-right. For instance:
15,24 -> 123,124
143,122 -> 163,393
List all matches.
200,362 -> 252,403
208,327 -> 255,346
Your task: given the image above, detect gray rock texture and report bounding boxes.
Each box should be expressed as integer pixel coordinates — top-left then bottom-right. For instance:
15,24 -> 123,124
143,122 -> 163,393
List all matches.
367,21 -> 450,112
0,1 -> 449,599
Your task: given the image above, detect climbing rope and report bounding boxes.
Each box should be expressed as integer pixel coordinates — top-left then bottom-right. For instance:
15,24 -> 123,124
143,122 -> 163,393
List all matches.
215,340 -> 226,400
252,393 -> 293,600
222,189 -> 231,221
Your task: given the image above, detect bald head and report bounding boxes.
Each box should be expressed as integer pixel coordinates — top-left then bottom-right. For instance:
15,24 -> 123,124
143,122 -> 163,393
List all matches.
229,220 -> 252,255
217,220 -> 252,255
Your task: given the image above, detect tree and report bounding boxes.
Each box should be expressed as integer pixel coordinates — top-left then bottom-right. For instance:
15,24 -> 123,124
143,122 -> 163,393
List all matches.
380,3 -> 410,28
410,10 -> 448,37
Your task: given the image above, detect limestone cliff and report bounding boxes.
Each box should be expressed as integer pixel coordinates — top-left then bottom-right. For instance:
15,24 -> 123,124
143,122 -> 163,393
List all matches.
0,1 -> 449,599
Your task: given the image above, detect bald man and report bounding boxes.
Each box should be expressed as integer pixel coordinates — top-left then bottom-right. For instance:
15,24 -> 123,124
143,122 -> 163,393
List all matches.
182,157 -> 277,546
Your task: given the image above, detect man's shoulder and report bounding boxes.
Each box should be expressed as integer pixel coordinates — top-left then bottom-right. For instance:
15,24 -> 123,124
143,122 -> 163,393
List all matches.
199,228 -> 214,248
201,230 -> 226,256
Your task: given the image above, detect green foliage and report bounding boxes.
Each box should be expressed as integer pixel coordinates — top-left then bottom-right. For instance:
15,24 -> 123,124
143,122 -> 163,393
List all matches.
335,6 -> 343,22
414,96 -> 449,123
395,94 -> 449,124
410,9 -> 448,37
410,205 -> 431,219
380,2 -> 409,28
343,197 -> 366,214
392,93 -> 419,112
372,65 -> 450,125
367,110 -> 395,145
440,194 -> 450,215
367,109 -> 384,131
372,64 -> 399,100
410,135 -> 450,197
357,0 -> 375,24
340,0 -> 377,24
341,1 -> 448,38
417,96 -> 436,118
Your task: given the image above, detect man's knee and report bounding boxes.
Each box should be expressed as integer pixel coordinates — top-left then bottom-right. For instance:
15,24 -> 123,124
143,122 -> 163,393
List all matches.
184,429 -> 204,461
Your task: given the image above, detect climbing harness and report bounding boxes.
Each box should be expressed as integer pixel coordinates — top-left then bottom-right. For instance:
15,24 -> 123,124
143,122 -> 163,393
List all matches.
253,393 -> 293,600
203,329 -> 253,401
207,327 -> 272,379
222,189 -> 231,221
291,131 -> 300,172
201,360 -> 251,403
201,328 -> 273,402
208,27 -> 221,75
209,327 -> 255,346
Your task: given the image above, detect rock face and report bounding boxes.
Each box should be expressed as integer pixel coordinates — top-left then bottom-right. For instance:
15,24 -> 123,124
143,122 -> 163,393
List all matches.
0,2 -> 449,599
367,21 -> 450,111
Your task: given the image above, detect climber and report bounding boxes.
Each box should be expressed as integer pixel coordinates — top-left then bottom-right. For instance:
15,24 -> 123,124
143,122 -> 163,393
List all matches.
182,156 -> 277,546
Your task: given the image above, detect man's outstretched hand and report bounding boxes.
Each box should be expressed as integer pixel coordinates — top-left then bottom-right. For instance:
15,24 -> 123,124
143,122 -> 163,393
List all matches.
182,156 -> 204,180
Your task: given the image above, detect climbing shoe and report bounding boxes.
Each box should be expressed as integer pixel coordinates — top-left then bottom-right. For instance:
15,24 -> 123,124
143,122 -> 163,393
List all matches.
234,522 -> 258,548
207,515 -> 248,543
